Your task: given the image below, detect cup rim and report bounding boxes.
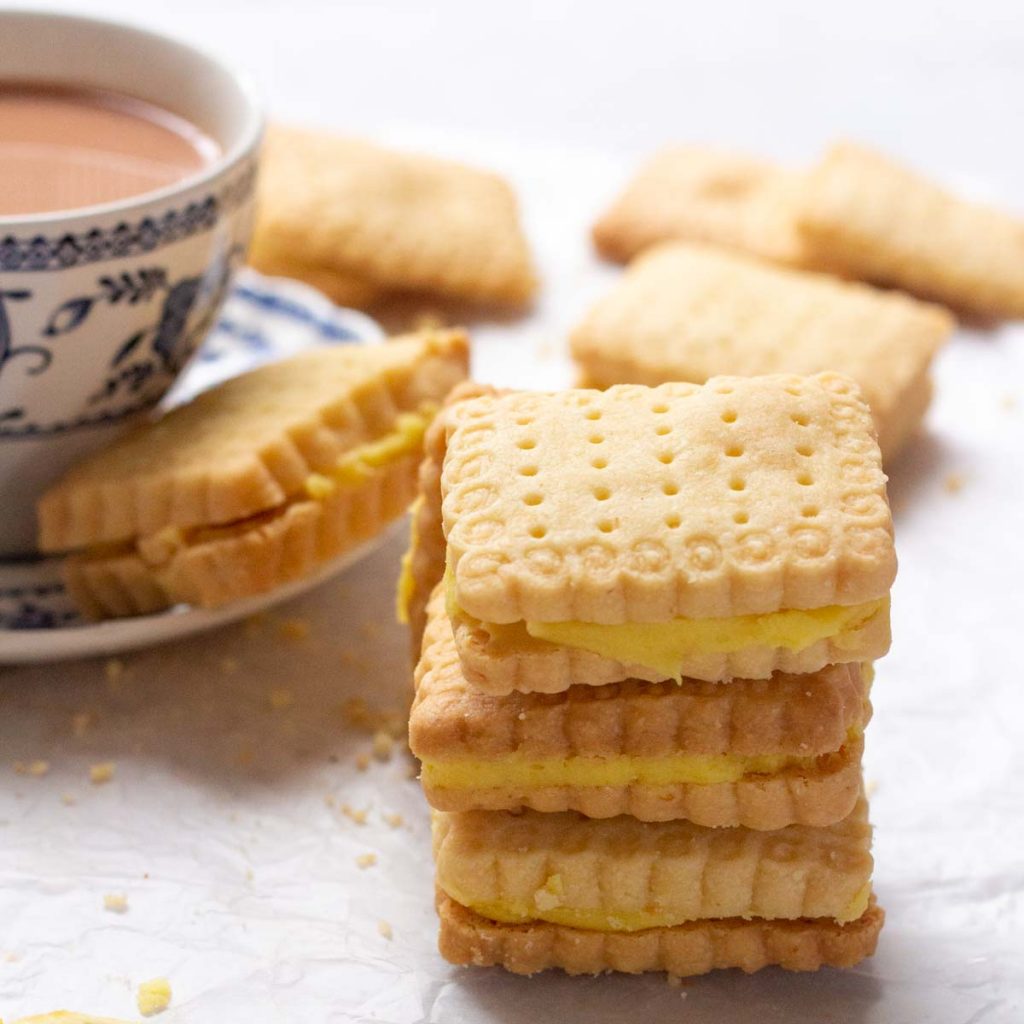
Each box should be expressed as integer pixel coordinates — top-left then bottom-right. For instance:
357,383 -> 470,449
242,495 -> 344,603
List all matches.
0,9 -> 265,229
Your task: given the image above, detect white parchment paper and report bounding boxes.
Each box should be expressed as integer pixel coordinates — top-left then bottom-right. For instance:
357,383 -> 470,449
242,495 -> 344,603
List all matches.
1,136 -> 1022,1024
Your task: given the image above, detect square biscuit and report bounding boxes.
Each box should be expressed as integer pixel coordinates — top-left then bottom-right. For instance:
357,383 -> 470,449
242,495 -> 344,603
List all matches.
592,146 -> 809,266
433,797 -> 874,929
441,375 -> 896,627
250,125 -> 537,307
412,584 -> 869,828
40,331 -> 468,617
571,242 -> 953,459
797,141 -> 1024,319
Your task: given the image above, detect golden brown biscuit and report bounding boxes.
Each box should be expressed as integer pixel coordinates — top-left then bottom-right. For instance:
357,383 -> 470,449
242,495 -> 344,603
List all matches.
39,331 -> 469,617
412,584 -> 870,827
571,242 -> 953,459
250,126 -> 537,308
439,376 -> 895,690
437,889 -> 884,976
398,381 -> 501,652
797,141 -> 1024,319
433,797 -> 874,929
592,146 -> 809,266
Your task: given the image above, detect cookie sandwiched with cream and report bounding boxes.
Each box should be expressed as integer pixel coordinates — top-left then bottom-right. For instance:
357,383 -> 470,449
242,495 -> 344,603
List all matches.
38,330 -> 468,618
429,375 -> 895,693
572,242 -> 953,460
433,797 -> 882,976
412,584 -> 871,829
250,125 -> 537,309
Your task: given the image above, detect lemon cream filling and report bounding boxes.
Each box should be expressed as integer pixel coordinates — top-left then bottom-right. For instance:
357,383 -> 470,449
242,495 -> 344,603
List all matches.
447,566 -> 887,680
304,406 -> 434,500
396,494 -> 424,624
132,409 -> 433,564
440,877 -> 872,931
421,729 -> 860,790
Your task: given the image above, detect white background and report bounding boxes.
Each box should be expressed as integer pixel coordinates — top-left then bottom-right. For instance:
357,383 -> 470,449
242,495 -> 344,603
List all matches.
2,2 -> 1024,1022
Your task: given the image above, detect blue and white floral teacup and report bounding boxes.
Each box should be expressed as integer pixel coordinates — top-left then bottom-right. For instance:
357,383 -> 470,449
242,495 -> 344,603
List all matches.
0,12 -> 263,555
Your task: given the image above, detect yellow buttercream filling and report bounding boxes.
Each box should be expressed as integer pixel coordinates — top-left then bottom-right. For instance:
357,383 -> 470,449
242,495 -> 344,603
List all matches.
396,494 -> 424,625
422,728 -> 860,790
303,407 -> 434,501
520,599 -> 887,681
443,879 -> 871,931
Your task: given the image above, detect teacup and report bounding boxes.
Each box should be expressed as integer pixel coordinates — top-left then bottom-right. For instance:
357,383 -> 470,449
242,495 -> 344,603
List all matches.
0,12 -> 263,555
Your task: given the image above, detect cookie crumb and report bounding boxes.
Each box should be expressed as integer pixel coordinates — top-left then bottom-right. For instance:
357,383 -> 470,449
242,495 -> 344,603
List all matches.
137,976 -> 172,1016
268,687 -> 295,711
354,752 -> 371,772
14,759 -> 50,777
219,656 -> 239,674
1001,393 -> 1016,411
89,761 -> 116,785
533,874 -> 564,911
865,778 -> 880,796
383,812 -> 404,829
378,919 -> 394,940
61,793 -> 77,806
944,473 -> 965,494
104,892 -> 129,914
356,852 -> 377,869
372,730 -> 395,761
277,617 -> 311,642
105,657 -> 126,682
341,803 -> 368,825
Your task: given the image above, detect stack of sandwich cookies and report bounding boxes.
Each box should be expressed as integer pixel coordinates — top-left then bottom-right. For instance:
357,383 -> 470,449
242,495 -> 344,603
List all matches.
39,329 -> 469,618
406,373 -> 895,977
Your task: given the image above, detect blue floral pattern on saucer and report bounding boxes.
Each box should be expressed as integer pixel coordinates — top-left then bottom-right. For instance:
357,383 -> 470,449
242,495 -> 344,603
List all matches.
0,268 -> 383,637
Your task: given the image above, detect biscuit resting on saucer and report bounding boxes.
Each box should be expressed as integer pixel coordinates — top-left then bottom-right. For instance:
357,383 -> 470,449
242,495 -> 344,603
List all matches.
38,329 -> 469,618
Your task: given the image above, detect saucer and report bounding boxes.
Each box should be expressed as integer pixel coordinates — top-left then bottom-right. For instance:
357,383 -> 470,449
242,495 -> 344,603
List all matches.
0,268 -> 387,664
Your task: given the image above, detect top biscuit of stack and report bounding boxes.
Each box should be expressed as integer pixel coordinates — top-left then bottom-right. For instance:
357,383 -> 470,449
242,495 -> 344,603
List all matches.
440,374 -> 895,691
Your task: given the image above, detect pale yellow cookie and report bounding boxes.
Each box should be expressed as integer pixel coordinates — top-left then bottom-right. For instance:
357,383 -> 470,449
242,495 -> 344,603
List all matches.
398,382 -> 501,652
433,796 -> 874,929
798,141 -> 1024,319
412,584 -> 870,828
437,889 -> 884,976
571,242 -> 953,459
250,125 -> 537,308
440,376 -> 895,690
39,331 -> 469,617
592,146 -> 809,266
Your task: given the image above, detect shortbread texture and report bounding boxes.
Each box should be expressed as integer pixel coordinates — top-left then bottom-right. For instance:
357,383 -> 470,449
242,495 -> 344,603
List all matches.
412,585 -> 868,828
572,242 -> 953,459
592,146 -> 809,266
797,141 -> 1024,319
433,797 -> 873,925
40,330 -> 468,551
402,382 -> 500,651
250,125 -> 537,307
440,376 -> 896,626
438,890 -> 883,976
39,331 -> 468,617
